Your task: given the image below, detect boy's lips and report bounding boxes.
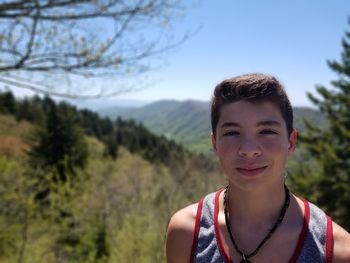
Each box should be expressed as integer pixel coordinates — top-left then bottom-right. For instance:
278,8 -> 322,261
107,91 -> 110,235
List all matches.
236,165 -> 268,176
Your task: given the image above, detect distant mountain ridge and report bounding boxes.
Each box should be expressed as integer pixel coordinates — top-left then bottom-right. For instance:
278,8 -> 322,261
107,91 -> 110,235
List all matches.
98,100 -> 327,153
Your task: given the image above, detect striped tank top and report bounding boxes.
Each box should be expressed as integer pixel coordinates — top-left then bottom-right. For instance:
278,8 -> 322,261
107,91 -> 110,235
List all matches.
190,189 -> 333,263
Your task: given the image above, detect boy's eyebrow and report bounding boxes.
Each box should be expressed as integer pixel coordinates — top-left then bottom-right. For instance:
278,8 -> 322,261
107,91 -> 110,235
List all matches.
220,122 -> 240,128
257,120 -> 282,127
220,120 -> 282,128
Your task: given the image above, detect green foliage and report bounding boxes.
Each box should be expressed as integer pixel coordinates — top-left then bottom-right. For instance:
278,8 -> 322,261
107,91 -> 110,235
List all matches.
29,99 -> 89,182
0,156 -> 38,262
0,114 -> 33,138
287,147 -> 320,202
0,91 -> 200,166
0,93 -> 224,262
113,212 -> 165,263
0,91 -> 16,114
299,24 -> 350,230
18,98 -> 46,125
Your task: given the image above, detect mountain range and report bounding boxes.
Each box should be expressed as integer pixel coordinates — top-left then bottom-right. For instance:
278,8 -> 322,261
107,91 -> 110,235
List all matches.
98,100 -> 327,154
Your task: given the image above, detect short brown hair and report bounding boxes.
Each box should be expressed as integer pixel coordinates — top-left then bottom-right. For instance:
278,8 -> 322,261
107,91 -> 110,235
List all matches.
211,73 -> 293,137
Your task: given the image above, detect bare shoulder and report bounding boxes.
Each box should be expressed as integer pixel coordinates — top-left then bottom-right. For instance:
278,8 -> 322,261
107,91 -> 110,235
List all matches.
332,221 -> 350,263
166,202 -> 199,263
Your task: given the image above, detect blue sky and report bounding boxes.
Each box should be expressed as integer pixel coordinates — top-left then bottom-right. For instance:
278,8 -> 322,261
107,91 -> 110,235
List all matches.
113,0 -> 350,107
6,0 -> 350,108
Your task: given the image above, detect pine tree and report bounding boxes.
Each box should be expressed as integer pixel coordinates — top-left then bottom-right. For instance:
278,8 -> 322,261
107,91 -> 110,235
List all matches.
0,90 -> 16,114
30,98 -> 88,182
16,97 -> 45,124
300,23 -> 350,230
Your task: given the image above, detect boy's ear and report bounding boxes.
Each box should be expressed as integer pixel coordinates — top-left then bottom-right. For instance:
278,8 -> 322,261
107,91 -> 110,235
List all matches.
211,132 -> 217,154
288,128 -> 297,155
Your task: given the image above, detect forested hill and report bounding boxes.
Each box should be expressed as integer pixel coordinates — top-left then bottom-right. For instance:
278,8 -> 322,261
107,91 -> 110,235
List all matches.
98,100 -> 327,153
0,91 -> 211,167
0,90 -> 223,262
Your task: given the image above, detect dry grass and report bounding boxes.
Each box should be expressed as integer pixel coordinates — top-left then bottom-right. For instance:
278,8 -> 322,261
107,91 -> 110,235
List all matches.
0,114 -> 34,158
0,135 -> 31,157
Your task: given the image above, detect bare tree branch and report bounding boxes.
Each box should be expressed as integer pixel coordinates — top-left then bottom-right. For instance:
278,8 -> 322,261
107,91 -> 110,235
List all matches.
14,0 -> 39,68
0,0 -> 190,98
0,75 -> 141,98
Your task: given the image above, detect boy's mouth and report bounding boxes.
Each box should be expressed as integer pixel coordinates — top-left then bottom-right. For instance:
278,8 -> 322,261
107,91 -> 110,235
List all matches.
236,166 -> 268,176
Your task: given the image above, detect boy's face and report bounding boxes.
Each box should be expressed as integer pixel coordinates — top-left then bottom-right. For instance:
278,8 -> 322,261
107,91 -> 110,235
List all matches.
211,100 -> 296,190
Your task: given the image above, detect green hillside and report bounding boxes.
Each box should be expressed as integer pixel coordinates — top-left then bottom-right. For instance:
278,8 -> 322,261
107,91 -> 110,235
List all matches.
99,100 -> 211,153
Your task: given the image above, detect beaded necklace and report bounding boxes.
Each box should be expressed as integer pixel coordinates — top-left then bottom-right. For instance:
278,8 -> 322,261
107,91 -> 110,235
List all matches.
223,185 -> 290,263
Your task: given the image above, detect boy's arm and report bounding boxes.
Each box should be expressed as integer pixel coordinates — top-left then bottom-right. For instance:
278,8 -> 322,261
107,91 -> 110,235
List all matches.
166,203 -> 198,263
332,222 -> 350,263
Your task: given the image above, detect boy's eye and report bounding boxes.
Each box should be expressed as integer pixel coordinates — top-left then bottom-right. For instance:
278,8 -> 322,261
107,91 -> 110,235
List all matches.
223,131 -> 240,136
260,129 -> 277,135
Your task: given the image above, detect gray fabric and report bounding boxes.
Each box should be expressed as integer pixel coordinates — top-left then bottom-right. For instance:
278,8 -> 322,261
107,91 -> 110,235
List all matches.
297,203 -> 327,262
193,191 -> 329,263
194,192 -> 224,263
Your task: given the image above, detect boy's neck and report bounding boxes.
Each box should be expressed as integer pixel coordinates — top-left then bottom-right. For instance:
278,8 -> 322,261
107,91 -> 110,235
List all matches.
226,182 -> 287,227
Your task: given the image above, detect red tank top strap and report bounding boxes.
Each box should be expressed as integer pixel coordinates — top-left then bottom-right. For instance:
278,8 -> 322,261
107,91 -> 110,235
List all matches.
214,189 -> 232,263
289,199 -> 310,263
190,198 -> 204,263
325,215 -> 333,263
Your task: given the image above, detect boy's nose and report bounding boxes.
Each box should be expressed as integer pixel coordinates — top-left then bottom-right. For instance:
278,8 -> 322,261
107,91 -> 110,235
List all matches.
238,139 -> 262,158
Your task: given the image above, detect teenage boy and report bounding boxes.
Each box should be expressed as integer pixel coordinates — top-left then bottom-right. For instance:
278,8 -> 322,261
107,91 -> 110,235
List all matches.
166,73 -> 350,263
